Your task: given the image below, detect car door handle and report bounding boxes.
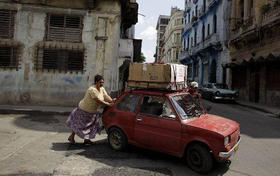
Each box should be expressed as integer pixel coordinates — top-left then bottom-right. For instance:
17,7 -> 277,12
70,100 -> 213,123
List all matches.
136,117 -> 143,122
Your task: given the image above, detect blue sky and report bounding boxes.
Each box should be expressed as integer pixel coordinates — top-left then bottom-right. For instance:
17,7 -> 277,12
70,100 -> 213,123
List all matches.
135,0 -> 184,63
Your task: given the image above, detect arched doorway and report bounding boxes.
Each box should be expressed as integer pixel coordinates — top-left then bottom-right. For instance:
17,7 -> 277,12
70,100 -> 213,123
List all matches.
210,59 -> 216,83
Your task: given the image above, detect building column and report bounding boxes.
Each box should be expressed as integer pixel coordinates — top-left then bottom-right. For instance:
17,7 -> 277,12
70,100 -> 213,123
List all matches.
244,0 -> 250,20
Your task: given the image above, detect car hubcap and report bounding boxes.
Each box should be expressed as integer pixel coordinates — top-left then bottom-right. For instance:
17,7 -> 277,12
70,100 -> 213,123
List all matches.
110,130 -> 121,148
190,149 -> 202,166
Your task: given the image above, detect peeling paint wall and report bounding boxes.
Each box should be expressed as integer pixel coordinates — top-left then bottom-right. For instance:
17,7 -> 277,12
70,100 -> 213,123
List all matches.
0,1 -> 122,106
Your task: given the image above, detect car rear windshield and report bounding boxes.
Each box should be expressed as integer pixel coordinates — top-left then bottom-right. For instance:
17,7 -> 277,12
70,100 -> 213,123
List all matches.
171,93 -> 204,119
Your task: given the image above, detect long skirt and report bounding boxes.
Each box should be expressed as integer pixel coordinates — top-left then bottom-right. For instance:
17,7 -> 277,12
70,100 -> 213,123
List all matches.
66,108 -> 101,139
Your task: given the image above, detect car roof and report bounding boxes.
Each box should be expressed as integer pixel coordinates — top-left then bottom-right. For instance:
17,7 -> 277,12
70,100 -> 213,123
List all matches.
124,88 -> 190,96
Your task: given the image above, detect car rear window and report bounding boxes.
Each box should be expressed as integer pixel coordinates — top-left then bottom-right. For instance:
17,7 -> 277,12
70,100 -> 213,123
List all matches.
116,94 -> 140,112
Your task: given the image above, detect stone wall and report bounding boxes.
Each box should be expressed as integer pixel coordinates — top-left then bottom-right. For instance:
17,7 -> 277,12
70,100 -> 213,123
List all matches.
0,1 -> 122,106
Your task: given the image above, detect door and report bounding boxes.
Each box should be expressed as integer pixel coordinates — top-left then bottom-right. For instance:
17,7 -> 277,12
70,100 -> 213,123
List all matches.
134,96 -> 164,148
157,99 -> 181,154
249,66 -> 260,102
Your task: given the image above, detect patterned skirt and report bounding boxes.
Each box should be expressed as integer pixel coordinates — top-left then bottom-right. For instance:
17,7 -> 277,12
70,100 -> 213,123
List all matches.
66,108 -> 101,139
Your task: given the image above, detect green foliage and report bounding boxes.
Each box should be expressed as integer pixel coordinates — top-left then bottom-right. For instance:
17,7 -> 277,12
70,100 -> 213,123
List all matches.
139,52 -> 146,63
261,4 -> 271,14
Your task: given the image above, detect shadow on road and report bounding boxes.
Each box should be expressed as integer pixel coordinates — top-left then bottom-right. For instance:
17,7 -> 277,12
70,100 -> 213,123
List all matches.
11,112 -> 70,133
52,138 -> 230,176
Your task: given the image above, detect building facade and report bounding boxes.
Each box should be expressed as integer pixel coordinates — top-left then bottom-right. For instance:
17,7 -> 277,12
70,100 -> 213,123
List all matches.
228,0 -> 280,106
159,7 -> 184,63
180,0 -> 231,85
0,0 -> 138,106
155,15 -> 170,62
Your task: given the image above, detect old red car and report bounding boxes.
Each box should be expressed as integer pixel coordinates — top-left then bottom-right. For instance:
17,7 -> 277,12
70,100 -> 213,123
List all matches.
102,89 -> 241,174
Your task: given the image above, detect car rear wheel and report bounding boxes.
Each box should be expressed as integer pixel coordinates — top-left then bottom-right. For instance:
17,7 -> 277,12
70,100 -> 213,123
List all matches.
186,143 -> 213,174
108,127 -> 127,151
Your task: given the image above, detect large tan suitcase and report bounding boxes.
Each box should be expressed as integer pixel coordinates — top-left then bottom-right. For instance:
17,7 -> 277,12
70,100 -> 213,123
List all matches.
127,63 -> 188,90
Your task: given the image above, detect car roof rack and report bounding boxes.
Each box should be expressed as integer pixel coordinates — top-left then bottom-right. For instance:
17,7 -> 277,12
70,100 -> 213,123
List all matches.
127,87 -> 187,93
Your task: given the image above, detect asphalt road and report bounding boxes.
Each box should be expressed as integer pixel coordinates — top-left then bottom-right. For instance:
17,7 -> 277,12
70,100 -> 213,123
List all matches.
0,100 -> 279,176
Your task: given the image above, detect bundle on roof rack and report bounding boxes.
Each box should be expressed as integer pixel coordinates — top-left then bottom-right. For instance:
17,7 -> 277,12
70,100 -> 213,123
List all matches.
127,63 -> 188,91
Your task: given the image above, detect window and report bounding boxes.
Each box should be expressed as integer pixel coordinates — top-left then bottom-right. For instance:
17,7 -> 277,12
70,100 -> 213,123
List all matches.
117,94 -> 141,112
140,96 -> 165,116
0,46 -> 19,69
213,15 -> 217,33
47,14 -> 82,42
35,46 -> 85,72
162,100 -> 176,119
194,62 -> 199,77
0,10 -> 16,39
207,23 -> 210,36
202,24 -> 205,41
194,30 -> 197,46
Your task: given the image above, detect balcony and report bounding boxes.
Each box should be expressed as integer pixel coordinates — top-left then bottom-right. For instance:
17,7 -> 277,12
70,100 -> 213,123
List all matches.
208,0 -> 218,9
183,23 -> 192,34
262,5 -> 280,27
198,6 -> 206,19
119,39 -> 133,59
179,49 -> 192,61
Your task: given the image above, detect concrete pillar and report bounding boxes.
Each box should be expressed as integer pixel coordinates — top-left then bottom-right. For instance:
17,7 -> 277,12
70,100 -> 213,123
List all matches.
230,0 -> 237,29
244,0 -> 250,20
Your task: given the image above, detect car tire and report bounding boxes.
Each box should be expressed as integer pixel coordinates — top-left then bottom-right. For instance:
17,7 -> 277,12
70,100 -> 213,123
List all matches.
108,127 -> 127,151
186,143 -> 213,174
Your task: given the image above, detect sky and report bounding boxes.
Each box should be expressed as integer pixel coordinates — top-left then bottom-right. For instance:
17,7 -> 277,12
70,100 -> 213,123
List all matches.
135,0 -> 185,63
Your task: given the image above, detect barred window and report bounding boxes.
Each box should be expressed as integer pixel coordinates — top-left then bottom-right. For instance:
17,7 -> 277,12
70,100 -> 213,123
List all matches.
0,46 -> 19,69
47,14 -> 82,42
0,10 -> 16,39
35,48 -> 84,72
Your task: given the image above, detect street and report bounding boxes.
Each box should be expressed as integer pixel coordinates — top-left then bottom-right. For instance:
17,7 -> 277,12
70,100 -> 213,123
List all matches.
0,101 -> 280,176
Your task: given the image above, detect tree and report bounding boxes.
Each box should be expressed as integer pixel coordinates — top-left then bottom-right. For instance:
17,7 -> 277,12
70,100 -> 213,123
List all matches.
139,52 -> 146,63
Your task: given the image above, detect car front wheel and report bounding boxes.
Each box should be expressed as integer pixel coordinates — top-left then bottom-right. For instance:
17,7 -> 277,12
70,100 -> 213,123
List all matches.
186,143 -> 213,174
108,127 -> 127,151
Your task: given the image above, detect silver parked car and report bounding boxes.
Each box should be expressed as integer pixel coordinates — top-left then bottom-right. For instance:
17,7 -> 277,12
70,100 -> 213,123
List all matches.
199,83 -> 239,102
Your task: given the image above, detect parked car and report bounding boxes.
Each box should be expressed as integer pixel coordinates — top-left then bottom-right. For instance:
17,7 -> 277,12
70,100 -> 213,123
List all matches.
199,83 -> 239,102
102,89 -> 241,174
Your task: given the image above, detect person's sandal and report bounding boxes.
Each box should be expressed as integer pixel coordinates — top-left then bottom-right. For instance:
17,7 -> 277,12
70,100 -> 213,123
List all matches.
84,139 -> 94,145
68,137 -> 75,144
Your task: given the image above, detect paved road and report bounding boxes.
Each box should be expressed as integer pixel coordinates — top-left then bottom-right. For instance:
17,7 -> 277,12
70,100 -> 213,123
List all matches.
0,101 -> 279,176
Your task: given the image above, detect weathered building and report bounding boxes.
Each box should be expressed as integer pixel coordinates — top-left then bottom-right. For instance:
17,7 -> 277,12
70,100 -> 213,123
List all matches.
159,7 -> 184,63
155,15 -> 170,62
0,0 -> 138,106
180,0 -> 231,85
228,0 -> 280,106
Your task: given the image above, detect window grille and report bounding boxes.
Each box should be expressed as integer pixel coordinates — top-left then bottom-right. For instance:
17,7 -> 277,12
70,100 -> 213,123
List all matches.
35,44 -> 85,73
0,10 -> 16,39
47,14 -> 82,42
0,46 -> 19,69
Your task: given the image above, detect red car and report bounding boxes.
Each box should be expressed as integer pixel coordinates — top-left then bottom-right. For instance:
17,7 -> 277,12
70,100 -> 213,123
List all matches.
102,89 -> 241,174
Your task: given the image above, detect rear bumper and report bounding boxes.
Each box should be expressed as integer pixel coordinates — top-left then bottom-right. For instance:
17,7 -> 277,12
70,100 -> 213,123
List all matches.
214,96 -> 236,101
219,138 -> 241,158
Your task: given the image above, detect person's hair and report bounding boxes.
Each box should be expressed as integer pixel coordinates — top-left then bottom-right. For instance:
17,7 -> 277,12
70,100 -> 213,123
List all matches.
94,74 -> 104,84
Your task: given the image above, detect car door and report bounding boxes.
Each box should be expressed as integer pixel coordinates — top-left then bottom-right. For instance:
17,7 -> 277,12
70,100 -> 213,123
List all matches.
112,93 -> 141,138
157,98 -> 182,154
133,95 -> 163,148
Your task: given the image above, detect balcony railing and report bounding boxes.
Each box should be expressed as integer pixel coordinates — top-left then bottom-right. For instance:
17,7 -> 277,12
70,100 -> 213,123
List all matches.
208,0 -> 218,9
262,5 -> 280,26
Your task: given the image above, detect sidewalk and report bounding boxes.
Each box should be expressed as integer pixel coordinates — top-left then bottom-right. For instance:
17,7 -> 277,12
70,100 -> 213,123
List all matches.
0,104 -> 74,115
0,102 -> 279,118
236,100 -> 280,118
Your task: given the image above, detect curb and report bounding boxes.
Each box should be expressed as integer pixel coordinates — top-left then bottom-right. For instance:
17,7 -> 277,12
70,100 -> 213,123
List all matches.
0,109 -> 71,115
236,102 -> 280,118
